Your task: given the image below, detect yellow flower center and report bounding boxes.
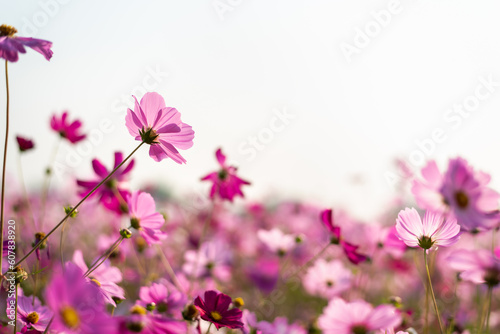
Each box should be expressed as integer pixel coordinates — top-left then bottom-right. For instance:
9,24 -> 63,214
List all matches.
130,305 -> 147,315
210,311 -> 222,321
60,306 -> 80,329
26,312 -> 39,324
90,278 -> 101,287
0,25 -> 17,37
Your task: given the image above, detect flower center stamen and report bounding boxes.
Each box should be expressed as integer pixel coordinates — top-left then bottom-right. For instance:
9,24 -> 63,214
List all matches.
0,24 -> 17,37
131,217 -> 141,229
26,312 -> 40,324
454,191 -> 469,209
210,311 -> 222,321
60,306 -> 80,329
351,324 -> 368,334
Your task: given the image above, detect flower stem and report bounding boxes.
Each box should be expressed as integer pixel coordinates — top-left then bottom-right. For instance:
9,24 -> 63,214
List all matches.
5,141 -> 145,273
287,242 -> 330,279
424,250 -> 444,334
0,60 -> 10,273
84,236 -> 125,278
156,244 -> 185,293
205,323 -> 213,334
479,286 -> 493,334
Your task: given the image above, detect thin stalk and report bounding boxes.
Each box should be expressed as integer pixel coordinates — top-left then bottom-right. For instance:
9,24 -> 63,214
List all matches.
42,317 -> 53,334
156,244 -> 185,293
0,60 -> 10,272
479,286 -> 493,334
205,323 -> 213,334
424,250 -> 444,334
6,141 -> 145,274
287,243 -> 330,279
84,236 -> 124,278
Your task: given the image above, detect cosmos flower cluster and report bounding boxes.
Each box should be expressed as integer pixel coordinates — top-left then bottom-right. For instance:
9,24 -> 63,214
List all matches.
1,23 -> 500,334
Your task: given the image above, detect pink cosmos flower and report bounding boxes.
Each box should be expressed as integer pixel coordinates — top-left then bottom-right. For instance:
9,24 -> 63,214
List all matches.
395,208 -> 460,250
257,317 -> 307,334
125,92 -> 194,163
194,290 -> 244,330
183,240 -> 232,281
447,248 -> 500,287
317,298 -> 401,334
15,136 -> 34,152
201,148 -> 250,201
127,190 -> 167,245
72,250 -> 125,307
50,111 -> 86,144
138,281 -> 187,317
16,295 -> 53,332
76,152 -> 134,214
44,263 -> 117,333
0,24 -> 53,62
412,158 -> 500,231
118,305 -> 187,334
303,259 -> 352,299
257,228 -> 296,256
320,209 -> 368,264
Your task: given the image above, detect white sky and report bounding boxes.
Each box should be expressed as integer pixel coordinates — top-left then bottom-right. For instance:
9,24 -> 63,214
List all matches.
2,0 -> 500,220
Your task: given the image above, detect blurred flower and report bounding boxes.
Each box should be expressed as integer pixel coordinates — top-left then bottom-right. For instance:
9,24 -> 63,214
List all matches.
303,259 -> 352,299
138,281 -> 187,317
201,148 -> 250,201
183,240 -> 232,281
448,248 -> 500,287
395,208 -> 460,250
320,209 -> 368,264
412,158 -> 500,231
76,152 -> 134,214
0,24 -> 53,62
15,136 -> 34,152
257,228 -> 295,256
318,298 -> 401,334
44,263 -> 117,333
16,294 -> 53,332
258,317 -> 306,334
125,92 -> 194,163
194,290 -> 244,330
119,305 -> 186,334
50,111 -> 86,144
127,190 -> 167,246
72,250 -> 125,306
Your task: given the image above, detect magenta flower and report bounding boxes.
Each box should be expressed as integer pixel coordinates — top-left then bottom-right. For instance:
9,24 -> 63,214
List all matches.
320,209 -> 368,264
15,136 -> 34,152
194,290 -> 244,330
72,250 -> 125,306
318,298 -> 401,334
201,148 -> 250,201
76,152 -> 134,214
125,92 -> 194,163
395,208 -> 460,250
412,158 -> 500,231
0,24 -> 53,62
44,263 -> 117,333
448,248 -> 500,287
127,190 -> 167,245
50,111 -> 86,144
138,281 -> 187,317
16,295 -> 53,332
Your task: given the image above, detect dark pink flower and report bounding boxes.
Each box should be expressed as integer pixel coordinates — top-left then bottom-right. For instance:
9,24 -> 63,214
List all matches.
194,290 -> 244,330
125,92 -> 194,163
138,281 -> 187,317
15,136 -> 34,152
0,24 -> 53,62
76,152 -> 134,214
201,148 -> 250,201
127,190 -> 167,245
50,111 -> 86,144
320,209 -> 368,264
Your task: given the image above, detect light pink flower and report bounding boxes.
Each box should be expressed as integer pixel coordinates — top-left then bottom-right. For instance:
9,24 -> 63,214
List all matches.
257,228 -> 296,256
447,248 -> 500,287
303,259 -> 352,299
125,92 -> 194,163
395,208 -> 460,250
127,190 -> 167,246
318,298 -> 401,334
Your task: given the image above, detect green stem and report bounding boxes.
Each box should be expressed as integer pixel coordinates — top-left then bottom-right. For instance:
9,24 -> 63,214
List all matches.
424,250 -> 444,334
5,141 -> 145,274
479,286 -> 493,334
84,236 -> 124,278
205,323 -> 213,334
0,60 -> 10,273
156,245 -> 185,293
